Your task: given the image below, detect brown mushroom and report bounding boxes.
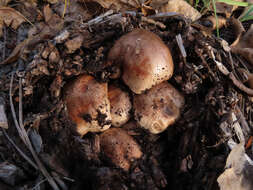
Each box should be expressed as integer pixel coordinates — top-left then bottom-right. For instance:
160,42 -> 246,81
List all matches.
100,128 -> 142,171
133,82 -> 184,134
65,74 -> 111,136
107,29 -> 174,94
108,85 -> 132,127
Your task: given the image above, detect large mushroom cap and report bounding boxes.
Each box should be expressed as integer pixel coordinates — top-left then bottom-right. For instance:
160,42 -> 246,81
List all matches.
133,82 -> 184,134
107,29 -> 174,94
108,85 -> 132,127
65,74 -> 111,136
100,128 -> 142,171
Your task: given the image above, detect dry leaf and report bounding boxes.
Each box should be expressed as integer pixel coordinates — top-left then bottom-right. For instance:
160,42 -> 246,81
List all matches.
158,0 -> 201,22
192,16 -> 227,36
215,0 -> 244,18
217,143 -> 253,190
0,0 -> 11,6
0,11 -> 64,65
44,0 -> 59,4
53,0 -> 93,23
82,0 -> 140,11
0,7 -> 27,37
231,24 -> 253,65
44,4 -> 54,23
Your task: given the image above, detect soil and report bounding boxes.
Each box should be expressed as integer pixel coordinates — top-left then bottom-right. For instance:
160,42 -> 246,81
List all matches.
0,1 -> 253,190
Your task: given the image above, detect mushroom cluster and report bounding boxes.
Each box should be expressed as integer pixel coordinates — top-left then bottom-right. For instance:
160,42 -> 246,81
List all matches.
64,29 -> 184,170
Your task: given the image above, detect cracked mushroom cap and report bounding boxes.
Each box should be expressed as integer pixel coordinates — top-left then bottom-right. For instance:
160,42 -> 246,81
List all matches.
107,29 -> 174,94
108,85 -> 132,127
133,82 -> 184,134
65,74 -> 111,136
100,128 -> 142,171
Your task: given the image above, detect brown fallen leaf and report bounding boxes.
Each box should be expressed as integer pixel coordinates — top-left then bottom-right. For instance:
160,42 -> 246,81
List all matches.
81,0 -> 140,11
158,0 -> 201,22
230,17 -> 245,47
53,0 -> 94,23
43,4 -> 54,23
217,143 -> 253,190
192,15 -> 227,36
214,0 -> 244,18
231,24 -> 253,65
0,8 -> 64,65
44,0 -> 59,4
65,35 -> 84,54
0,0 -> 11,6
0,7 -> 28,37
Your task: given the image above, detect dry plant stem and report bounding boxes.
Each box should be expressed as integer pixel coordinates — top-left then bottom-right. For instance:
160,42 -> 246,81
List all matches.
2,128 -> 38,169
176,34 -> 187,64
31,179 -> 47,190
84,10 -> 114,27
52,172 -> 68,190
235,105 -> 251,137
211,49 -> 253,96
141,17 -> 166,29
9,73 -> 26,144
19,78 -> 24,128
9,74 -> 60,190
229,73 -> 253,96
231,112 -> 245,143
195,47 -> 217,81
148,12 -> 181,19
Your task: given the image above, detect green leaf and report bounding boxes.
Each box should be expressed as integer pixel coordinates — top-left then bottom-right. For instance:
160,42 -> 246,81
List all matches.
239,5 -> 253,22
216,0 -> 249,7
240,15 -> 253,22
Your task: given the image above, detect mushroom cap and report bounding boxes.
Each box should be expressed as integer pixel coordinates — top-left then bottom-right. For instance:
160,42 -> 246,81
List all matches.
133,82 -> 184,134
65,74 -> 111,136
100,128 -> 142,171
108,85 -> 132,127
107,29 -> 174,94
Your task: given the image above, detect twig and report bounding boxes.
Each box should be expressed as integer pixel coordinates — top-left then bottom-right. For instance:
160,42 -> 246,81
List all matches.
231,112 -> 245,143
9,73 -> 26,144
52,172 -> 68,190
148,12 -> 181,19
210,49 -> 253,96
229,73 -> 253,96
141,16 -> 166,29
195,46 -> 217,81
176,34 -> 187,64
2,128 -> 38,170
19,78 -> 24,129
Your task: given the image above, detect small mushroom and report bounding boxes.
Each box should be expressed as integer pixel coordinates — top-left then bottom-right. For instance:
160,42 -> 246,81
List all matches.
133,82 -> 184,134
100,128 -> 142,171
108,85 -> 132,127
107,29 -> 174,94
65,74 -> 111,136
